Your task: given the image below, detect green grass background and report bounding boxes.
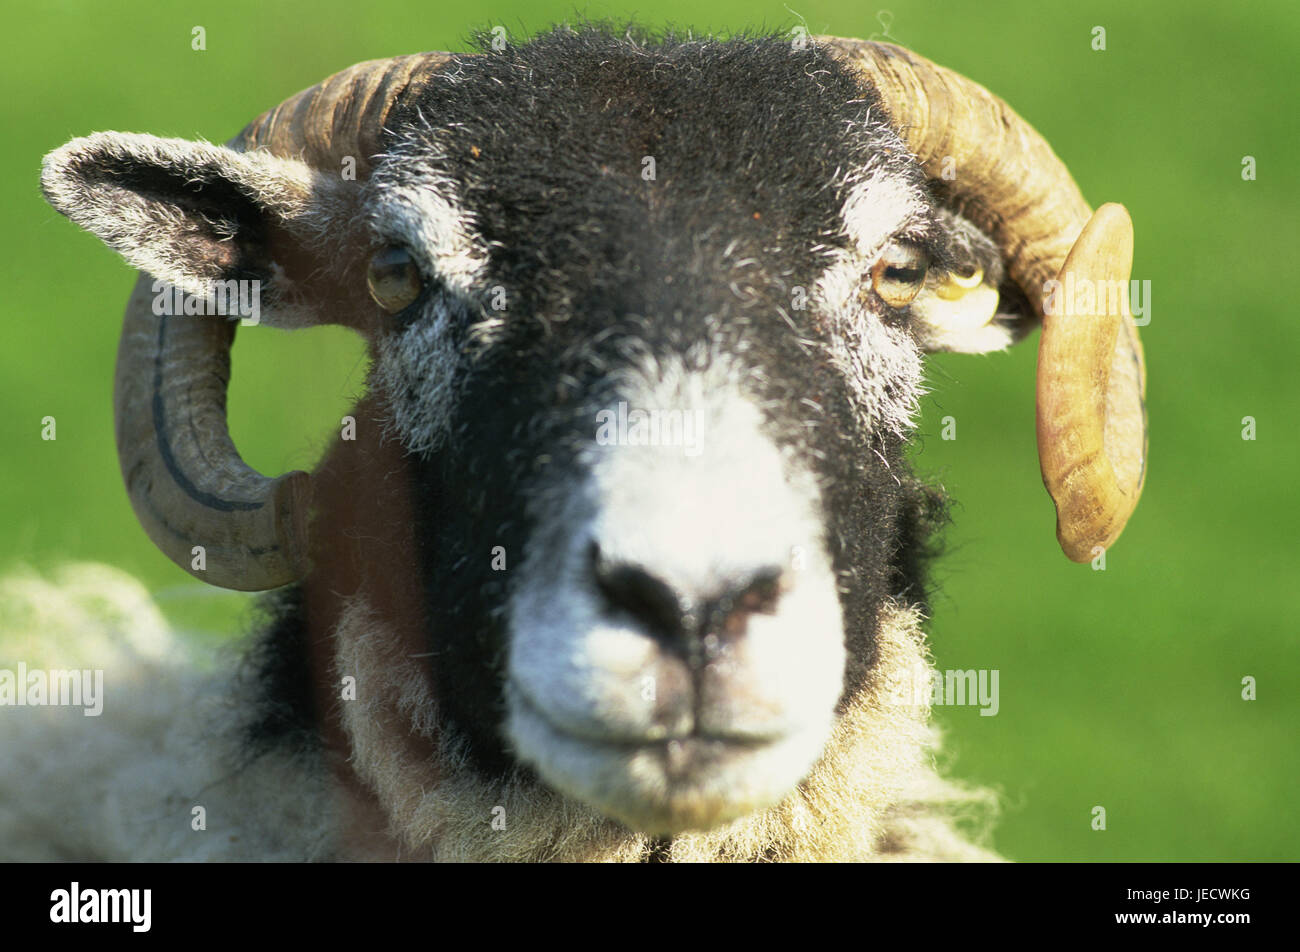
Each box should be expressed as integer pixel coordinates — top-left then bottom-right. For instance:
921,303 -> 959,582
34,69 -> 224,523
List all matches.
3,0 -> 1296,860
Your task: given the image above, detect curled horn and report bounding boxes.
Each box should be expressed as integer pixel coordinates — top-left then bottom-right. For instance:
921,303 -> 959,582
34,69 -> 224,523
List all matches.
819,38 -> 1147,561
115,53 -> 451,590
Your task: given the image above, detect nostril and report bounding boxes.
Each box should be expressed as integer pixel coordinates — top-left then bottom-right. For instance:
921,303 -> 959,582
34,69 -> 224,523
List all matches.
589,542 -> 686,644
711,569 -> 785,639
588,541 -> 789,652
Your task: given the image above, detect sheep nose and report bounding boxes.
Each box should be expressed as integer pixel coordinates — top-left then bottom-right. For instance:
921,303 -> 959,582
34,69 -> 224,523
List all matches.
589,541 -> 786,659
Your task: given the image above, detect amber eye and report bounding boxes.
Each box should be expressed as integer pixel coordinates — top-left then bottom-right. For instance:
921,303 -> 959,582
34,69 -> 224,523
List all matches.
367,246 -> 424,313
871,241 -> 930,308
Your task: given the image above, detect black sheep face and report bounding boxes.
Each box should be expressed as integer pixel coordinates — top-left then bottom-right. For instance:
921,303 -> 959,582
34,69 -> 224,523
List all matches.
363,30 -> 1003,833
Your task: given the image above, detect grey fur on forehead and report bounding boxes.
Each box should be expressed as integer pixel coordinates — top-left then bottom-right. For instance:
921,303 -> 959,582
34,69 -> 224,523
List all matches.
369,27 -> 939,306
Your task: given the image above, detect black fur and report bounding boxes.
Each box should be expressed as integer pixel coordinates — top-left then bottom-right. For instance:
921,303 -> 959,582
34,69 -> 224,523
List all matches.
239,585 -> 320,757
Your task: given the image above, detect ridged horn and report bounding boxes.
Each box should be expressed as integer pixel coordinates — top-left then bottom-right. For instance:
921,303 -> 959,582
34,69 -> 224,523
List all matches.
820,38 -> 1147,560
115,53 -> 451,590
1036,204 -> 1147,561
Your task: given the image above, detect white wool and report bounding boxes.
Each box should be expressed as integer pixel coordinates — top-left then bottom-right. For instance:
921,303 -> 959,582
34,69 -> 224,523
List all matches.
0,565 -> 331,861
0,565 -> 999,861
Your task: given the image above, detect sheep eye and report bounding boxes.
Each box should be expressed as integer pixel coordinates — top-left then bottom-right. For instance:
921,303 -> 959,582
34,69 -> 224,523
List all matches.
871,242 -> 930,308
367,246 -> 424,314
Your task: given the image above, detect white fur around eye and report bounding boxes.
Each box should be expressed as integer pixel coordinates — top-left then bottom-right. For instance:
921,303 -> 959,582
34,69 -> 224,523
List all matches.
369,126 -> 490,296
841,173 -> 928,261
812,247 -> 926,440
367,130 -> 493,455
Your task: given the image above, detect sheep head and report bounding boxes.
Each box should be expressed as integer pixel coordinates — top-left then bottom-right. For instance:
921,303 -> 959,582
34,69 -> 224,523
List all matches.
39,29 -> 1146,840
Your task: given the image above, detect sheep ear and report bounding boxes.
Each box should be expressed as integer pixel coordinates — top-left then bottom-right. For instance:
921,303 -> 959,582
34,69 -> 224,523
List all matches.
912,207 -> 1036,354
41,132 -> 347,312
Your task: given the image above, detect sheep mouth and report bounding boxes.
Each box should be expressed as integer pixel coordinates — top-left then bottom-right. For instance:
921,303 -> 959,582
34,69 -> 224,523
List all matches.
505,678 -> 822,833
505,675 -> 790,750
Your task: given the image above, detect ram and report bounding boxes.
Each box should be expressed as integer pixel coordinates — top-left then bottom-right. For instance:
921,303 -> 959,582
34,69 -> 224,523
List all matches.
5,26 -> 1146,861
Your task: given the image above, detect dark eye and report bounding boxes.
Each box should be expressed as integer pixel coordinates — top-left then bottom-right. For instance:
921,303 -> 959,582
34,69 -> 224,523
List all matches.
871,241 -> 930,308
367,246 -> 424,313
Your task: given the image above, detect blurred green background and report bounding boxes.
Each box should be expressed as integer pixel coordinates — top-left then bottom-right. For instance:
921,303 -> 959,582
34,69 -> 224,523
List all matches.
3,0 -> 1296,861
